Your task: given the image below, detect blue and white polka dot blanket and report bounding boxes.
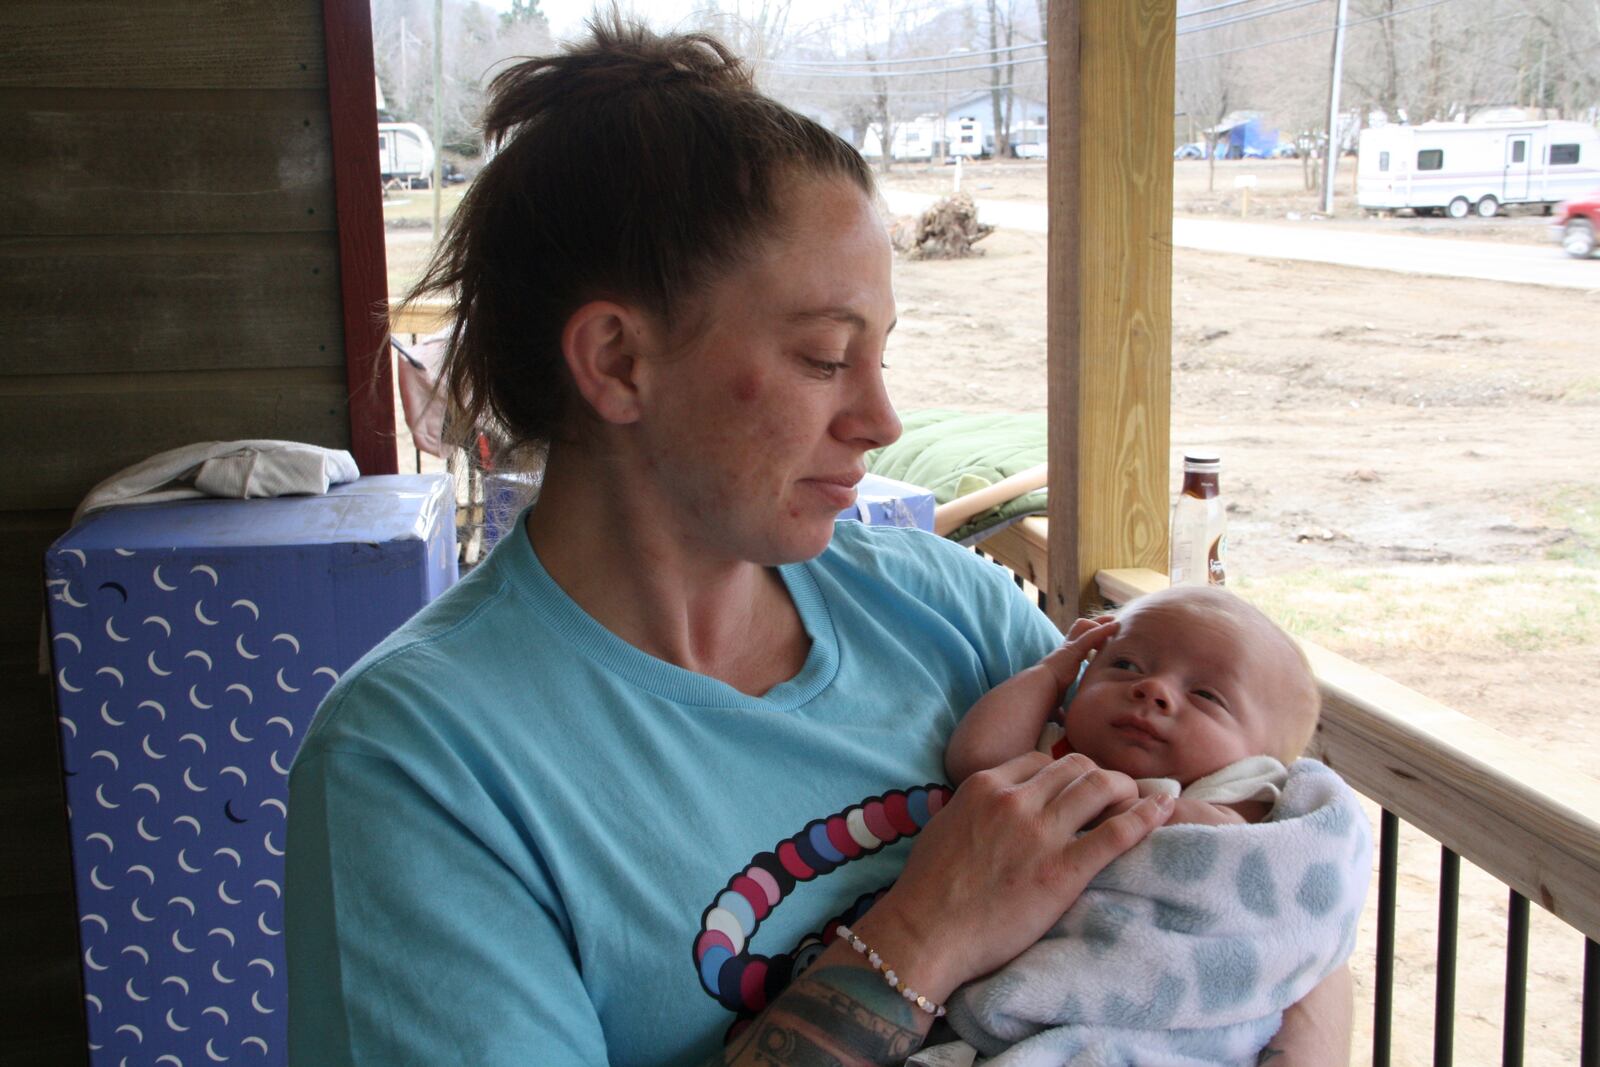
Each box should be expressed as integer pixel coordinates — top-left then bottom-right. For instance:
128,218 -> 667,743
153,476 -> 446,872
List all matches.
941,758 -> 1371,1067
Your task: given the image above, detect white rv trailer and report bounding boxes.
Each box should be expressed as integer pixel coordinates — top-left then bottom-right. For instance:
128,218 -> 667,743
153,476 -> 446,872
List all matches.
1357,120 -> 1600,218
378,122 -> 436,189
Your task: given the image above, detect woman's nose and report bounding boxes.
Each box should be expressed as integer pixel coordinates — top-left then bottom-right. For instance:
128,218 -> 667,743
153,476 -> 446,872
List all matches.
836,367 -> 902,450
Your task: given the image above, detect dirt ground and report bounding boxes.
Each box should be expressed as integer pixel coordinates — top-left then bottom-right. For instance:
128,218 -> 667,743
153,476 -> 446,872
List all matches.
872,162 -> 1599,1067
386,158 -> 1599,1065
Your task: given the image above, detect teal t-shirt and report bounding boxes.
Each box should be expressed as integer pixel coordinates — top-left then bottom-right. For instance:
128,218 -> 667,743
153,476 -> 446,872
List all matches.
286,520 -> 1060,1066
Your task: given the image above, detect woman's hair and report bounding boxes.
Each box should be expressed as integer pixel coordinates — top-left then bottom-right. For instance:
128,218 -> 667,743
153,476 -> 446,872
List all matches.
403,17 -> 875,451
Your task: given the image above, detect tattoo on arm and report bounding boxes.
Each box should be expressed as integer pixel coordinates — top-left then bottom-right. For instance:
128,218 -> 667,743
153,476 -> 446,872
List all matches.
720,966 -> 924,1067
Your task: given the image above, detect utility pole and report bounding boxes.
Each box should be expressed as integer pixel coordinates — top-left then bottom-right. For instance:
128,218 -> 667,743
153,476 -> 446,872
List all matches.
1321,0 -> 1349,215
431,0 -> 444,241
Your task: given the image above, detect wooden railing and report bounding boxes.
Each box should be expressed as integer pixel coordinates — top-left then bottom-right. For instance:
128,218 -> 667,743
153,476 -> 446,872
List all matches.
976,516 -> 1600,1066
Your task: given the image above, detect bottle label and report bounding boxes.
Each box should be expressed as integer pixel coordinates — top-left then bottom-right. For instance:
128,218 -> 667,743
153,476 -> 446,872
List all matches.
1208,534 -> 1227,585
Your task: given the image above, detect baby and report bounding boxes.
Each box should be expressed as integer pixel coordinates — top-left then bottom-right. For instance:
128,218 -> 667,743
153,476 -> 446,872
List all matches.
931,585 -> 1371,1067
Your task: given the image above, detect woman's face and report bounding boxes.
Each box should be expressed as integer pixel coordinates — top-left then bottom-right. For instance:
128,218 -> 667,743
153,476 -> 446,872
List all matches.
632,175 -> 902,566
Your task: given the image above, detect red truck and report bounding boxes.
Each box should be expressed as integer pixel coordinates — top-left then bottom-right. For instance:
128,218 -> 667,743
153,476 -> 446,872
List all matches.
1554,188 -> 1600,258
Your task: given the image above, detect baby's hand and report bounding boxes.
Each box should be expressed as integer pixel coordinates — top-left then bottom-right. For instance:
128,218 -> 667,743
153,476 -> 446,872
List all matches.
1039,616 -> 1119,691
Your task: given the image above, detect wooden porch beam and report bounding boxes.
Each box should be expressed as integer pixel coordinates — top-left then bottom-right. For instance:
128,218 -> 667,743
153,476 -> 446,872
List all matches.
1045,1 -> 1176,623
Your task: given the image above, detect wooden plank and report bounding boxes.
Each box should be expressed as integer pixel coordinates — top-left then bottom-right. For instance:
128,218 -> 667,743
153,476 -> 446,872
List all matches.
1095,567 -> 1600,943
0,0 -> 325,90
0,372 -> 352,511
325,0 -> 396,476
391,299 -> 454,337
0,109 -> 334,236
0,234 -> 343,376
1046,1 -> 1174,622
0,511 -> 71,672
977,516 -> 1050,591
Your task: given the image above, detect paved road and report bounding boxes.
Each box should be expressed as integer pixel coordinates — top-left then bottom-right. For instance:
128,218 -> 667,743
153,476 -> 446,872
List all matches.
882,190 -> 1600,291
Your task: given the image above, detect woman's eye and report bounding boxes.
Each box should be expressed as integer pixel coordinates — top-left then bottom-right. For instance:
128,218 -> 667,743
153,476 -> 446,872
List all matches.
803,357 -> 848,378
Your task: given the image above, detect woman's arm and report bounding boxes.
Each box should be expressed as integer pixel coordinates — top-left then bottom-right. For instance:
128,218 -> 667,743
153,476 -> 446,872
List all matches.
945,618 -> 1118,784
1258,964 -> 1354,1066
702,750 -> 1174,1066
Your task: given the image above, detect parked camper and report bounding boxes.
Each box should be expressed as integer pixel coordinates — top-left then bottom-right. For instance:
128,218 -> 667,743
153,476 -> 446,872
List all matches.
948,116 -> 984,159
378,122 -> 436,189
1357,120 -> 1600,218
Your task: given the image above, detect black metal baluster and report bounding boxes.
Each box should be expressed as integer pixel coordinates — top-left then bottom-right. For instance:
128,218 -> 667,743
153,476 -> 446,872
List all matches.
1502,890 -> 1528,1067
1435,847 -> 1461,1067
1374,809 -> 1399,1067
1582,937 -> 1598,1067
1037,589 -> 1048,612
1014,572 -> 1025,590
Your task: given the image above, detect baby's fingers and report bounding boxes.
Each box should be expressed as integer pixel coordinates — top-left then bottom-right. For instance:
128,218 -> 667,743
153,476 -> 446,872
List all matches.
1065,615 -> 1116,641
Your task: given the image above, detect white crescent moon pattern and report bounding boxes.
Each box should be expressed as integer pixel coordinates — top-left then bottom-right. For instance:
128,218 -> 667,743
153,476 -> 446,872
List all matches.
45,505 -> 454,1066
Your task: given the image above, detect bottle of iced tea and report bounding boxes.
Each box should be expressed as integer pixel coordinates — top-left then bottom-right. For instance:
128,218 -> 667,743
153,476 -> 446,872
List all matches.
1169,451 -> 1227,586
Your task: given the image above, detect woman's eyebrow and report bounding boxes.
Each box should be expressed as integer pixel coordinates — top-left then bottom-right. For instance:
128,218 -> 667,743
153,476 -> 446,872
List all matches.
784,308 -> 897,335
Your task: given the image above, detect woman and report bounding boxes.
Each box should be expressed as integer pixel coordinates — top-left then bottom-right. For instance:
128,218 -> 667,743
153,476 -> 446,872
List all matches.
287,20 -> 1348,1066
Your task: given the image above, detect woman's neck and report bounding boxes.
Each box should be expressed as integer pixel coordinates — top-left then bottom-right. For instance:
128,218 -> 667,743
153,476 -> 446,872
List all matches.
524,449 -> 809,694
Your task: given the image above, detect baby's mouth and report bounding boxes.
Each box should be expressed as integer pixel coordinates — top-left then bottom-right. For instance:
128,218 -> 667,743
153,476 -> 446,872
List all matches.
1111,717 -> 1164,744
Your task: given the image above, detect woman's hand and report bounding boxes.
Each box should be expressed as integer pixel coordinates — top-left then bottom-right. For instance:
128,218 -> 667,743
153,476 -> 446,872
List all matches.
852,751 -> 1173,1002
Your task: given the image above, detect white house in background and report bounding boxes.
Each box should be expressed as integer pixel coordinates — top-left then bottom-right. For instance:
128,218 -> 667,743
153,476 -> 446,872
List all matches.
861,114 -> 942,162
941,91 -> 1048,157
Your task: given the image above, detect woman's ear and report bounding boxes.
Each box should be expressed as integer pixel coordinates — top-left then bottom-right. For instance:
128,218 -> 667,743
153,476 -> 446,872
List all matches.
560,301 -> 651,425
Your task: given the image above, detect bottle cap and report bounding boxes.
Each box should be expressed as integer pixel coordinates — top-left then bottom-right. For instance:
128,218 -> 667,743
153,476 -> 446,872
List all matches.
1182,450 -> 1220,468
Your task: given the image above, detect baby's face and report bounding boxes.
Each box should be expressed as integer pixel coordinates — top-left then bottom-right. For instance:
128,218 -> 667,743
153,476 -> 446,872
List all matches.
1063,601 -> 1295,784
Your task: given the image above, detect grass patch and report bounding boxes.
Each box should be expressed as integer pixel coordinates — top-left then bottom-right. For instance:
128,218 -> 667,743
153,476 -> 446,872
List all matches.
1560,376 -> 1600,402
1235,561 -> 1600,658
1542,484 -> 1600,566
380,184 -> 468,225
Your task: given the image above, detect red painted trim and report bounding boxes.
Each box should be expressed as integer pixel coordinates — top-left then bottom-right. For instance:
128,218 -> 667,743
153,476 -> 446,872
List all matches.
323,0 -> 398,475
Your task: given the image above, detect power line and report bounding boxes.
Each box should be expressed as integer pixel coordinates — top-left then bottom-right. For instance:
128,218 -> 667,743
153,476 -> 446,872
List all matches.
1178,0 -> 1462,62
1177,0 -> 1330,36
770,53 -> 1046,80
772,39 -> 1044,69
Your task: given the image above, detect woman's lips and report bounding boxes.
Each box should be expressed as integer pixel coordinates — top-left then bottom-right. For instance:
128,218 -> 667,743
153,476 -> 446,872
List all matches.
802,474 -> 861,510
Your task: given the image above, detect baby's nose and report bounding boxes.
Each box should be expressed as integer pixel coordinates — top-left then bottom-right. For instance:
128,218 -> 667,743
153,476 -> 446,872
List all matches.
1132,678 -> 1173,711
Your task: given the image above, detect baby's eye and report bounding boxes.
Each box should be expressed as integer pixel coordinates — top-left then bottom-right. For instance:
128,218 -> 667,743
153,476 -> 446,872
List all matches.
1109,658 -> 1139,672
1193,689 -> 1224,708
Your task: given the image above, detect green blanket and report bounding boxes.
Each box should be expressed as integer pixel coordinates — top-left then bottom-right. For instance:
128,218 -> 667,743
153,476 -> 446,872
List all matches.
866,409 -> 1047,542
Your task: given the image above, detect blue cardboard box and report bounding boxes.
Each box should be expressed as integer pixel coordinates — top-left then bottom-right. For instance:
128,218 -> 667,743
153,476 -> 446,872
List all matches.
43,474 -> 457,1066
836,472 -> 936,532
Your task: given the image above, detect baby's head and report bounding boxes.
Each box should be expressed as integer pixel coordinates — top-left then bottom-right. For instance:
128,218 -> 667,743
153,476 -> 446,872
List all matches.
1063,586 -> 1319,785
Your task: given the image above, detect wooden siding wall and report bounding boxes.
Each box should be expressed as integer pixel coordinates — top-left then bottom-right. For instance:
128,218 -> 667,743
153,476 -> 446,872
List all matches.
0,3 -> 352,1060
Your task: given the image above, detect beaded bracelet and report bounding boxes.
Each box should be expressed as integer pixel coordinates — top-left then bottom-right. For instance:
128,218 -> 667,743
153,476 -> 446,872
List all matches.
834,925 -> 947,1018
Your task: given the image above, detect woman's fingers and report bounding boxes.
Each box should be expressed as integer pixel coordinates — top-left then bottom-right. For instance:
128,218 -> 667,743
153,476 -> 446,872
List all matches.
1061,793 -> 1173,877
1032,753 -> 1141,831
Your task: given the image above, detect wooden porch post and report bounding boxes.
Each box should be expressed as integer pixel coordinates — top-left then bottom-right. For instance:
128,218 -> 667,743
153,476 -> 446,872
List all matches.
1045,1 -> 1176,623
